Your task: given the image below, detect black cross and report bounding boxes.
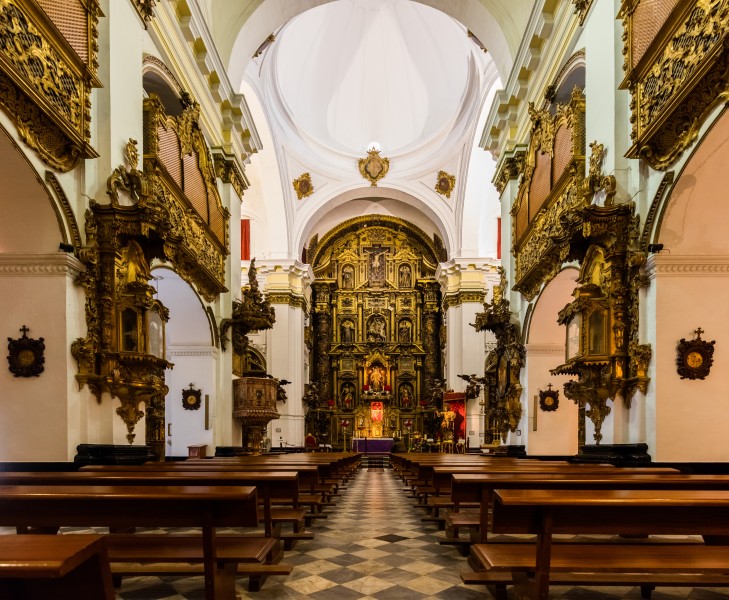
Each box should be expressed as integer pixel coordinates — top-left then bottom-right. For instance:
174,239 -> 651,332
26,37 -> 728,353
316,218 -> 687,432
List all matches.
695,327 -> 704,339
19,325 -> 29,336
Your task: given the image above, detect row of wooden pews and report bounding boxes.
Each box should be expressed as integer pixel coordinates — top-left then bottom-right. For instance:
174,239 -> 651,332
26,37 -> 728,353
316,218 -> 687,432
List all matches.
0,451 -> 361,599
391,452 -> 729,600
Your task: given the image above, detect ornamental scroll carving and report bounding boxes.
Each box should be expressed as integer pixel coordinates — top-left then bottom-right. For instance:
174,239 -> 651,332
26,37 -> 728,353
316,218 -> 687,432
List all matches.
0,0 -> 101,170
619,0 -> 729,169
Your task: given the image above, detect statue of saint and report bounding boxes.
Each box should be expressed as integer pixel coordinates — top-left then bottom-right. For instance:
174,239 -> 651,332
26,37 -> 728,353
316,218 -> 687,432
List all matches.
369,366 -> 384,391
398,320 -> 411,343
341,320 -> 355,344
341,385 -> 354,408
398,264 -> 411,288
342,266 -> 354,289
400,385 -> 412,408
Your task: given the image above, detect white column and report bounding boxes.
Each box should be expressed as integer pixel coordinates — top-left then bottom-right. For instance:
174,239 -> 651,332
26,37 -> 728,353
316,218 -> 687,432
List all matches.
255,260 -> 312,447
438,259 -> 500,449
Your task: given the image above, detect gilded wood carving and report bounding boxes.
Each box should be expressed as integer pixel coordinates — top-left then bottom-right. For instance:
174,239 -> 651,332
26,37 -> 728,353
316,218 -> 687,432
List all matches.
0,0 -> 101,170
306,216 -> 444,442
619,0 -> 729,169
676,327 -> 715,380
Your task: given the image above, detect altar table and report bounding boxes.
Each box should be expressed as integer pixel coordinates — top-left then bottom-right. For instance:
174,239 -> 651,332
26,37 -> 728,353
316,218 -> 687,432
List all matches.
352,438 -> 393,453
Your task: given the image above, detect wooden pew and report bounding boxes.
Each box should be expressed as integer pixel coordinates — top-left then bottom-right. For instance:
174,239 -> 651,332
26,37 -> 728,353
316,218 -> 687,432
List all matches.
474,487 -> 729,600
0,484 -> 269,600
0,470 -> 309,556
0,534 -> 114,600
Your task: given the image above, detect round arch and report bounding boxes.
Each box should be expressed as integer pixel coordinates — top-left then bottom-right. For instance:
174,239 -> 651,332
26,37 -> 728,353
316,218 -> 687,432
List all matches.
297,186 -> 451,261
524,267 -> 579,456
154,267 -> 217,458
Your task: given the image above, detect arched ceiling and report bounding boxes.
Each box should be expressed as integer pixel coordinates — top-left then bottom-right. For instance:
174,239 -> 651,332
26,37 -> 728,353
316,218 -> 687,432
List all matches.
210,0 -> 533,86
215,0 -> 511,260
274,1 -> 471,155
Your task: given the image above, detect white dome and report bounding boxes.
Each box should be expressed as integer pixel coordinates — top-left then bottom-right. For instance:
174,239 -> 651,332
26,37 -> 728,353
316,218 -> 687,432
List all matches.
274,0 -> 471,155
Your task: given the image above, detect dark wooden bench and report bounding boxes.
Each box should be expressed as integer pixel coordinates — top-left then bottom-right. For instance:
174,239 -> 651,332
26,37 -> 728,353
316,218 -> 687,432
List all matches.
0,534 -> 114,600
472,487 -> 729,600
0,484 -> 270,600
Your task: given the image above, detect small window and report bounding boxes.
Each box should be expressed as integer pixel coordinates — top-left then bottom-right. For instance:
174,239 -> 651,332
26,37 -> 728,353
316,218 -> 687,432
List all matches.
121,308 -> 139,352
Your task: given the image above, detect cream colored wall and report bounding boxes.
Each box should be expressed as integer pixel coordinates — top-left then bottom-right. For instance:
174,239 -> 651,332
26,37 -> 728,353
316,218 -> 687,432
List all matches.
649,109 -> 729,461
0,257 -> 79,461
524,268 -> 579,456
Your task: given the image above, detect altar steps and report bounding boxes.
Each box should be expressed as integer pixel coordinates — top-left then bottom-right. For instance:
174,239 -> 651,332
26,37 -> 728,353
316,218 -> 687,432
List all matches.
362,454 -> 389,471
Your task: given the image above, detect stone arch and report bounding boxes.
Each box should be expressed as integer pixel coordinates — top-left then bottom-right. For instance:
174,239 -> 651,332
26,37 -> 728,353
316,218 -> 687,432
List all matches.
524,267 -> 579,456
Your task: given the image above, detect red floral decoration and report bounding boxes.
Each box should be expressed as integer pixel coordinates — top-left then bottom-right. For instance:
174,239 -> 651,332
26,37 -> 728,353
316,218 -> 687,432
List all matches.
384,385 -> 392,392
419,400 -> 428,407
327,399 -> 335,407
341,419 -> 350,429
403,419 -> 413,430
363,385 -> 370,391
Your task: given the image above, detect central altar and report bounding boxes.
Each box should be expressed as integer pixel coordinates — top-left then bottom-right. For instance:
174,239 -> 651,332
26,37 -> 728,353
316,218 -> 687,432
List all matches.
352,437 -> 393,453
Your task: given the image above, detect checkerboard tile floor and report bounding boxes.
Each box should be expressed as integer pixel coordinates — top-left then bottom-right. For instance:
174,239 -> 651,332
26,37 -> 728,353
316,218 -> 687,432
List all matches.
3,467 -> 729,598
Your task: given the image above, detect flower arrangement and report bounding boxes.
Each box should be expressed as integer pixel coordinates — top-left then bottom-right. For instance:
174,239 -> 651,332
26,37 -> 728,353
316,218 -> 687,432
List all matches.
327,399 -> 335,408
341,419 -> 350,429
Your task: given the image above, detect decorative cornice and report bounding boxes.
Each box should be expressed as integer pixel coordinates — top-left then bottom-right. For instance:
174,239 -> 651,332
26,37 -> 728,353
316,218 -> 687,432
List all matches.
525,343 -> 565,355
131,0 -> 156,28
648,255 -> 729,279
493,149 -> 527,194
443,290 -> 486,312
266,291 -> 307,310
572,0 -> 594,25
0,253 -> 84,277
212,150 -> 248,198
166,346 -> 219,358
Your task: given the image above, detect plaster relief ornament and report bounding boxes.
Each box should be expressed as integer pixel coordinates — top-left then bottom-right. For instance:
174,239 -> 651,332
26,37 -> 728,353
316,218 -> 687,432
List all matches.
293,172 -> 313,199
358,148 -> 389,187
435,171 -> 455,198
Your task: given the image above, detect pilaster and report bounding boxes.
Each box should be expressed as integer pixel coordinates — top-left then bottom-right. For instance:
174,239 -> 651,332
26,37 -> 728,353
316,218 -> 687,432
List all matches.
255,259 -> 312,446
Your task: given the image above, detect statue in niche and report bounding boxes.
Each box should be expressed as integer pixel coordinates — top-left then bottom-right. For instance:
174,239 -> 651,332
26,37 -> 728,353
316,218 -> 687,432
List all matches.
368,249 -> 386,285
341,320 -> 355,344
341,265 -> 354,290
341,383 -> 354,408
398,320 -> 412,344
367,315 -> 386,342
398,264 -> 411,288
399,384 -> 413,408
368,365 -> 385,392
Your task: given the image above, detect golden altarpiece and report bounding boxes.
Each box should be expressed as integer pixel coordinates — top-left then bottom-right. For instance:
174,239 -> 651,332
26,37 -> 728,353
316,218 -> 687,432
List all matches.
305,217 -> 446,448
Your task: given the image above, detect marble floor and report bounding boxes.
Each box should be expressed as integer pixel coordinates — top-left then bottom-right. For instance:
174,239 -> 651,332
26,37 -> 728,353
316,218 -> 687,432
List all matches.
4,465 -> 729,599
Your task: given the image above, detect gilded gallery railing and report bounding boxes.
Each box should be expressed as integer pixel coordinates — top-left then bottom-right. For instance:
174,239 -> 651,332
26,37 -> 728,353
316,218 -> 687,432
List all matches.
140,95 -> 229,300
619,0 -> 729,169
0,0 -> 101,170
511,88 -> 587,300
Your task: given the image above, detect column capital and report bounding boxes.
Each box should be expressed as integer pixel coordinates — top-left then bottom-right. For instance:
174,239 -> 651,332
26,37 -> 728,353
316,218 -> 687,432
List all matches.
437,258 -> 501,311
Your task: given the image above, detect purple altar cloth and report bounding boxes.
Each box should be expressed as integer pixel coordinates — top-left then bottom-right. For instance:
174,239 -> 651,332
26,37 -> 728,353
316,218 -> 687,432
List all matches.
352,438 -> 393,453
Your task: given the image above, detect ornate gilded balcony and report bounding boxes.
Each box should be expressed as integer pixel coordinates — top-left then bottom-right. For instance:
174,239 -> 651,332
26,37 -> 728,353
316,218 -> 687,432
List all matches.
0,0 -> 102,170
619,0 -> 729,169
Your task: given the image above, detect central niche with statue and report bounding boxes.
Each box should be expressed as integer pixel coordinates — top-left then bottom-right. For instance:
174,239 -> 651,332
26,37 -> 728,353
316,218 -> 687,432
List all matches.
306,216 -> 445,448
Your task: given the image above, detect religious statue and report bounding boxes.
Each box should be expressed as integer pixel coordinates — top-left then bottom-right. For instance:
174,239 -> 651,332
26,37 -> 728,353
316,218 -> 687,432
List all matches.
341,384 -> 354,408
398,264 -> 411,288
398,320 -> 411,343
341,266 -> 354,289
368,366 -> 385,392
341,320 -> 355,344
400,384 -> 413,408
368,249 -> 386,284
367,315 -> 386,342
